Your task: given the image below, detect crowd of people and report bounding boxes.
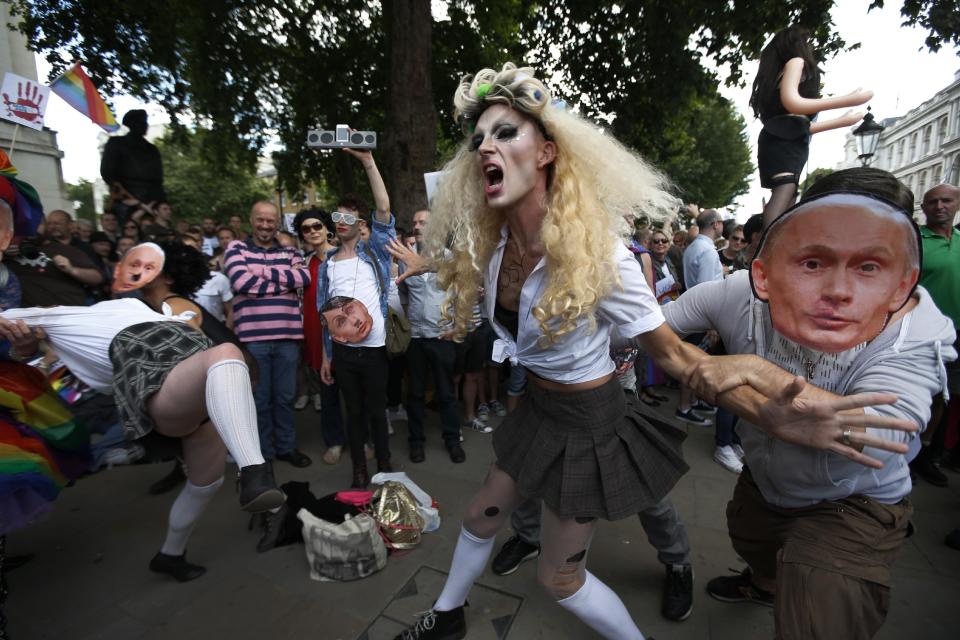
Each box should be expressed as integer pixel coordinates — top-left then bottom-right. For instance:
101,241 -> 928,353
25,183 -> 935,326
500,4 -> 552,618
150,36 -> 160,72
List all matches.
1,46 -> 960,640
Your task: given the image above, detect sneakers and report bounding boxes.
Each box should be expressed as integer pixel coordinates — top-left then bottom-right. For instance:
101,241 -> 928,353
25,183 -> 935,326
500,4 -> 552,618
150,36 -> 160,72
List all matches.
488,400 -> 507,417
476,403 -> 490,421
312,394 -> 322,411
691,400 -> 717,414
322,445 -> 343,465
674,408 -> 711,426
293,394 -> 309,410
661,564 -> 694,621
713,445 -> 743,474
464,417 -> 493,434
706,569 -> 774,607
491,535 -> 540,576
393,606 -> 466,640
388,405 -> 408,421
237,463 -> 286,512
732,443 -> 745,460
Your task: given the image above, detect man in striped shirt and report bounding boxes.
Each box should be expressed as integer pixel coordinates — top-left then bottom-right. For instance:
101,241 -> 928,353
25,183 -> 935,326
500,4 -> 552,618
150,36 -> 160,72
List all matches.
225,201 -> 312,468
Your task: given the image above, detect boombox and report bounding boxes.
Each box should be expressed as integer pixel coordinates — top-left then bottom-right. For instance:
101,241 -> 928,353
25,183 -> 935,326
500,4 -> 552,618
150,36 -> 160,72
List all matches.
307,124 -> 377,150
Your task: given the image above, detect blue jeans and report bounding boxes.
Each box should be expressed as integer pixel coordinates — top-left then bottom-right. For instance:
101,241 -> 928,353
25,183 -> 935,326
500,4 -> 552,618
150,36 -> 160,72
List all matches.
247,339 -> 300,458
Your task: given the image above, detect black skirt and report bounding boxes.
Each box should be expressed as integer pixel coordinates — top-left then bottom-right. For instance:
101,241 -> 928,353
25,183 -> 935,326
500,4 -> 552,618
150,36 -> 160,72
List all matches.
493,376 -> 689,521
109,321 -> 212,439
758,114 -> 811,189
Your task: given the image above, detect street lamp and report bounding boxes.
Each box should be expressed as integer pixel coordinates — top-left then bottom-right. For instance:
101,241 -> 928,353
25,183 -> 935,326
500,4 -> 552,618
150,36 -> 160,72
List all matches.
852,106 -> 885,167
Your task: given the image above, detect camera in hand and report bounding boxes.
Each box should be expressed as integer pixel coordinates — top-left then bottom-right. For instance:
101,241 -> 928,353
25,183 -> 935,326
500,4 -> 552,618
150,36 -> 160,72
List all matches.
307,124 -> 377,150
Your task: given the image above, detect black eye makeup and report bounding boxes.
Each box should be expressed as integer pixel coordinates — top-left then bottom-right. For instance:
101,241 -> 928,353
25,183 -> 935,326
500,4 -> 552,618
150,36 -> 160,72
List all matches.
468,122 -> 521,151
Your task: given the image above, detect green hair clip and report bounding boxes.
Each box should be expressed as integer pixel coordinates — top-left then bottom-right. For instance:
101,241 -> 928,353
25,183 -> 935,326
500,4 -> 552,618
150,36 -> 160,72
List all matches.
476,83 -> 492,100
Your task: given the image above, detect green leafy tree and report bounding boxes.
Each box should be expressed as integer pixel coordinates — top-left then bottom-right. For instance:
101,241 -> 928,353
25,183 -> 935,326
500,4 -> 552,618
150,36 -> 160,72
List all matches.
156,130 -> 272,223
65,178 -> 96,220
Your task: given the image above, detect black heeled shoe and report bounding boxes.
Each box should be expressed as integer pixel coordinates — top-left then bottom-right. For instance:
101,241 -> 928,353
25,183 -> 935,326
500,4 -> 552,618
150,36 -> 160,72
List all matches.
237,462 -> 286,512
149,551 -> 206,582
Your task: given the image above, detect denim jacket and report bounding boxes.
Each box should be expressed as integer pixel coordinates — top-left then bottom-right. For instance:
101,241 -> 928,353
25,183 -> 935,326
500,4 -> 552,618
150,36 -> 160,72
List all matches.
316,213 -> 396,356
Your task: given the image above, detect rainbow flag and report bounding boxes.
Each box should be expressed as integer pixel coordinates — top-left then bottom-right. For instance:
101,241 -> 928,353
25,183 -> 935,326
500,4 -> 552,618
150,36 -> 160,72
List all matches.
49,62 -> 119,132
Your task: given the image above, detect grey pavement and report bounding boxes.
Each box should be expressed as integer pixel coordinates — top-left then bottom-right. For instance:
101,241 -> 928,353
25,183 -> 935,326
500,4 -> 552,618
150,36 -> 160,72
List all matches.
7,394 -> 960,639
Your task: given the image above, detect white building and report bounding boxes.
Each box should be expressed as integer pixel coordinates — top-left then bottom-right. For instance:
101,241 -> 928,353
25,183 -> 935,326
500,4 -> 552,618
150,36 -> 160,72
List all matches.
0,3 -> 73,214
839,68 -> 960,214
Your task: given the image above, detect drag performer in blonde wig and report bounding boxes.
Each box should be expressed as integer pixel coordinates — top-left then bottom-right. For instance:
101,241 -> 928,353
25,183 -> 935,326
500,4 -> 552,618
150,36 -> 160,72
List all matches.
425,63 -> 676,345
388,63 -> 914,640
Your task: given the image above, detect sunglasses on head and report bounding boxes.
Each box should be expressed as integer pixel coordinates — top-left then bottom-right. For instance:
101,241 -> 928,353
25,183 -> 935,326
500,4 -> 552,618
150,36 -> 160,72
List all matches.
300,222 -> 326,233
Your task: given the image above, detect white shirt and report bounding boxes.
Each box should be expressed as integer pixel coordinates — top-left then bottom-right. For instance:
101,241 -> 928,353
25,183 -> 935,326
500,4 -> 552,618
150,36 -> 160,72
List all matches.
1,299 -> 189,393
327,256 -> 386,348
202,235 -> 219,256
485,228 -> 664,383
192,271 -> 234,322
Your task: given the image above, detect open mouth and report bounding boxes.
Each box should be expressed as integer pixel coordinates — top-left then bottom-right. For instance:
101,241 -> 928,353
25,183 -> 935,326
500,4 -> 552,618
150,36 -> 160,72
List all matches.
483,163 -> 504,194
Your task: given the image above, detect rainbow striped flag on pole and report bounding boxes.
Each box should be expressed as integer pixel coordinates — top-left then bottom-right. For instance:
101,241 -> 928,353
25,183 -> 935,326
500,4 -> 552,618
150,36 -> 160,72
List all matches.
49,62 -> 119,132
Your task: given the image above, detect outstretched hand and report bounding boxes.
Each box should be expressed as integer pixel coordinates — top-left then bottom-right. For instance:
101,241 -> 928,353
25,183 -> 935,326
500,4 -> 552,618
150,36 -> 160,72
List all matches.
386,238 -> 431,284
342,146 -> 373,164
755,383 -> 915,469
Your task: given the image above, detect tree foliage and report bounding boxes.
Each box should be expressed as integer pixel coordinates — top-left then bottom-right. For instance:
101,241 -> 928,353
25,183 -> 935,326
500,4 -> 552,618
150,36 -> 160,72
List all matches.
799,167 -> 835,196
65,178 -> 96,220
156,129 -> 272,223
12,1 -> 957,216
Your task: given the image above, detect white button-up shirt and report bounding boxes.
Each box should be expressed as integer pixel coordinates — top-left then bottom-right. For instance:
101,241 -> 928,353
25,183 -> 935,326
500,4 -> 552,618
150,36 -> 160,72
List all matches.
485,226 -> 664,384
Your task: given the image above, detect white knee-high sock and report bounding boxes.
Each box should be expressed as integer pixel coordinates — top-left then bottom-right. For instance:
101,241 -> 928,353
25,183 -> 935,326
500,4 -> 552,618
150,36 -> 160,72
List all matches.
557,571 -> 645,640
160,477 -> 224,556
433,527 -> 495,612
205,359 -> 265,468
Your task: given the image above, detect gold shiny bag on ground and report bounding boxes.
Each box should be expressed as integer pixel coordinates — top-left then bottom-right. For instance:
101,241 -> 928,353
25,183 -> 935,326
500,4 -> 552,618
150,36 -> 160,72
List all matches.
372,480 -> 425,549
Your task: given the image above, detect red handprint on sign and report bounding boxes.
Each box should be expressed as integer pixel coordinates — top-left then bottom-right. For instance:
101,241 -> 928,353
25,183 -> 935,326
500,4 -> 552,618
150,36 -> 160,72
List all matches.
3,80 -> 45,124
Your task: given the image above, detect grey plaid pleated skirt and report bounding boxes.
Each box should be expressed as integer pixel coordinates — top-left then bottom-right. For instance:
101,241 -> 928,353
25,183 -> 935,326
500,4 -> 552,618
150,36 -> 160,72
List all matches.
109,321 -> 212,439
493,376 -> 689,521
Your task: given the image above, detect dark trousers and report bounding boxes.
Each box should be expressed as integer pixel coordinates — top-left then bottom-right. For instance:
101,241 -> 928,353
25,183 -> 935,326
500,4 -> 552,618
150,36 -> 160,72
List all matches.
387,353 -> 406,408
406,337 -> 460,448
332,343 -> 390,464
715,407 -> 741,447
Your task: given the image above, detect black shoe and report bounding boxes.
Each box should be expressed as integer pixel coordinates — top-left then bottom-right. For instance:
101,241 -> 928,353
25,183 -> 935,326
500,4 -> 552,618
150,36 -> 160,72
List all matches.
392,606 -> 466,640
446,442 -> 466,464
148,461 -> 186,495
378,458 -> 394,474
706,569 -> 774,607
149,551 -> 206,582
911,454 -> 949,487
661,564 -> 694,621
945,528 -> 960,550
237,462 -> 286,512
674,408 -> 711,426
491,535 -> 540,576
256,503 -> 289,553
409,445 -> 426,463
276,449 -> 312,468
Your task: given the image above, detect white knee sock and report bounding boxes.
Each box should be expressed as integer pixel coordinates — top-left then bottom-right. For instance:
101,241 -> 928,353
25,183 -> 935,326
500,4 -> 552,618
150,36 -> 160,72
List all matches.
160,477 -> 224,556
433,527 -> 495,612
557,571 -> 645,640
205,359 -> 265,468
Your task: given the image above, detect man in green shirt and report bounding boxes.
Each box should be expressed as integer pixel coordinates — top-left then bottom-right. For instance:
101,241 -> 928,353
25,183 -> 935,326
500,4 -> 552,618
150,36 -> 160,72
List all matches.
914,183 -> 960,488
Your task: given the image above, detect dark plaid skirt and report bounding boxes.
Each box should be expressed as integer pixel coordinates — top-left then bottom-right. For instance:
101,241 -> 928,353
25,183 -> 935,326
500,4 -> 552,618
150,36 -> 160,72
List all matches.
493,376 -> 689,521
109,321 -> 212,439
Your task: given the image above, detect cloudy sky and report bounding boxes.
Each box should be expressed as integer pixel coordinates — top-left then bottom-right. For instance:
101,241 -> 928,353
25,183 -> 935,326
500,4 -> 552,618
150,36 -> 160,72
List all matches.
34,0 -> 960,218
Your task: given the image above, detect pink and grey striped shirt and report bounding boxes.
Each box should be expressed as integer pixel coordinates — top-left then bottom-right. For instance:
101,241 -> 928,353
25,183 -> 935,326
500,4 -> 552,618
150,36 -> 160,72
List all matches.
224,239 -> 310,342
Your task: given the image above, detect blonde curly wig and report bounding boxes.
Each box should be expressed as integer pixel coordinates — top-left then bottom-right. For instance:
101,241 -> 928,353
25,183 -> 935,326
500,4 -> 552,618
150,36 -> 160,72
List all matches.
425,62 -> 677,344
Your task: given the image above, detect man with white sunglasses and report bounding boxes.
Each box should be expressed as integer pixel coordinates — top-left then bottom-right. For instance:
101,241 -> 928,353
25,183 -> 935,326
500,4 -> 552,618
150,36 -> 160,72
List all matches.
316,147 -> 397,488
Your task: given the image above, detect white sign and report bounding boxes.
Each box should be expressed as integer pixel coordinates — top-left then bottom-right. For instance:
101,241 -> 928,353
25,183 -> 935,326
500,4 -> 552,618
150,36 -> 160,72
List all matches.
283,213 -> 297,234
0,72 -> 50,131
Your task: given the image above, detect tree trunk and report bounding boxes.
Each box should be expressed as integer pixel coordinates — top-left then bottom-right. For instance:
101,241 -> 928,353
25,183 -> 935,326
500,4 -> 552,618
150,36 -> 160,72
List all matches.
381,0 -> 436,231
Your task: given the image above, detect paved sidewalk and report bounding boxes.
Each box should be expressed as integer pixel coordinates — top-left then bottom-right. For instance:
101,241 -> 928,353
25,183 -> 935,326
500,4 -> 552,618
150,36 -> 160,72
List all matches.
7,397 -> 960,639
